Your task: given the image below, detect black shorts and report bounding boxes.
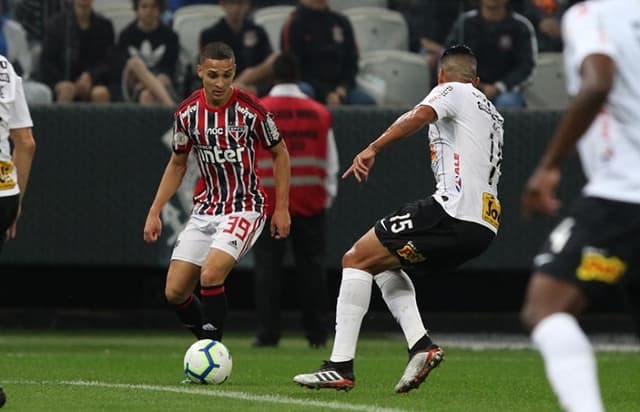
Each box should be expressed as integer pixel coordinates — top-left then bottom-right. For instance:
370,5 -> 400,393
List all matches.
0,194 -> 19,248
534,196 -> 640,302
374,197 -> 495,273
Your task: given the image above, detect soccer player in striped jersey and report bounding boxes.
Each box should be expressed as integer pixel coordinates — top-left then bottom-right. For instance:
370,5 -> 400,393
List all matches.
144,41 -> 291,343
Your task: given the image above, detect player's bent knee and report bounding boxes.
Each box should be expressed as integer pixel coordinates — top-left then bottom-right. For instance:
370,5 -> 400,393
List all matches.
200,269 -> 227,287
341,247 -> 364,269
165,285 -> 191,305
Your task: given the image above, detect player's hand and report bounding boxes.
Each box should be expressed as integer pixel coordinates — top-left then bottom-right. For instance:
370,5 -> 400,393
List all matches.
342,146 -> 377,182
521,165 -> 562,218
270,209 -> 291,239
143,213 -> 162,243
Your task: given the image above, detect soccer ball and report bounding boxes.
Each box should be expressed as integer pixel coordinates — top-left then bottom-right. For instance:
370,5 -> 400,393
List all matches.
183,339 -> 233,384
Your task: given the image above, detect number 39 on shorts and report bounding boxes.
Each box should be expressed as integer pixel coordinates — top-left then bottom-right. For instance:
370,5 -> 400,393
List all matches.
482,192 -> 501,229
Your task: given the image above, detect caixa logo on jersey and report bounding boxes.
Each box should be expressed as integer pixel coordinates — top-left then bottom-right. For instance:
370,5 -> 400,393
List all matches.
227,125 -> 248,141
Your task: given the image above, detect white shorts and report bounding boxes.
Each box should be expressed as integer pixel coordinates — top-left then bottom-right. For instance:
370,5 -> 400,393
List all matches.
171,211 -> 266,266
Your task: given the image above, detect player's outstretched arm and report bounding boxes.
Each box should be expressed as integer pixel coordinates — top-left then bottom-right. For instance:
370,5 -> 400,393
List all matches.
268,141 -> 291,240
144,152 -> 188,243
521,54 -> 614,218
342,105 -> 436,182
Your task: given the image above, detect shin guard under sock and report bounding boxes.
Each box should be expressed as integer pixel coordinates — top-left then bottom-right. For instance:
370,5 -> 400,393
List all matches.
200,284 -> 227,341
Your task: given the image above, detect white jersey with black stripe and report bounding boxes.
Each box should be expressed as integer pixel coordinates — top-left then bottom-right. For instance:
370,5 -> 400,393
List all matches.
420,82 -> 504,233
562,0 -> 640,204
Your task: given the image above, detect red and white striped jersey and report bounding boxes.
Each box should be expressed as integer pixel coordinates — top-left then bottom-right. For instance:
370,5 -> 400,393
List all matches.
172,87 -> 282,215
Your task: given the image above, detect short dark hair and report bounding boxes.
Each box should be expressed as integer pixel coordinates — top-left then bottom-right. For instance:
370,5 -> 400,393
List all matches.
272,53 -> 300,83
199,42 -> 236,63
441,44 -> 476,64
440,44 -> 478,78
132,0 -> 166,13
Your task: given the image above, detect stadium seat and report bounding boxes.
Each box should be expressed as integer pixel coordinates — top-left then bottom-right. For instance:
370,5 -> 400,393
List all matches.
98,7 -> 136,42
93,0 -> 131,14
252,6 -> 295,52
172,5 -> 225,61
356,50 -> 431,107
343,7 -> 409,54
523,52 -> 570,111
331,0 -> 387,12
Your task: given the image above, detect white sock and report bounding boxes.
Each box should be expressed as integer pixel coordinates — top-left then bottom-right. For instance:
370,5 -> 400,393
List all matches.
375,269 -> 427,349
531,313 -> 604,412
330,268 -> 373,362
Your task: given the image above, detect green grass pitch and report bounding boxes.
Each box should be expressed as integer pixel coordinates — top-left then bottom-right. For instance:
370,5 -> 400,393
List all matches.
0,331 -> 638,411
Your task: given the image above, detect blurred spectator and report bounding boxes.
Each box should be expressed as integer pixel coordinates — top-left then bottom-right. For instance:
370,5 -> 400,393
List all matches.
415,1 -> 474,66
115,0 -> 178,105
281,0 -> 375,106
0,0 -> 53,103
14,0 -> 63,43
411,0 -> 475,86
198,0 -> 274,96
40,0 -> 115,103
252,0 -> 295,7
521,0 -> 577,52
253,53 -> 335,349
163,0 -> 215,25
389,0 -> 459,54
166,0 -> 211,12
445,0 -> 537,109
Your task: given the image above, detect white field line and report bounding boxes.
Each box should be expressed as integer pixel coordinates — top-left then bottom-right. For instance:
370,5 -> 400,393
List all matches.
4,380 -> 415,412
429,333 -> 640,352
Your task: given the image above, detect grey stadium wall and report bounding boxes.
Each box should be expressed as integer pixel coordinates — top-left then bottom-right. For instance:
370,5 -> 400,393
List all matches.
0,105 -> 583,272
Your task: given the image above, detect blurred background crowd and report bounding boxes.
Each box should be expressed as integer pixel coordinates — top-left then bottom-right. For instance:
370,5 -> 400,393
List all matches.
2,0 -> 582,109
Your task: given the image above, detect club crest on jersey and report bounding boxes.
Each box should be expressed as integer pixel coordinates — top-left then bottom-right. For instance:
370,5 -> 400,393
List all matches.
396,241 -> 426,263
228,125 -> 248,140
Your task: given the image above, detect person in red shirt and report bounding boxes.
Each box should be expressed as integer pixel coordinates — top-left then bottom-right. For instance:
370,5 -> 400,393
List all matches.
253,53 -> 338,348
144,41 -> 291,343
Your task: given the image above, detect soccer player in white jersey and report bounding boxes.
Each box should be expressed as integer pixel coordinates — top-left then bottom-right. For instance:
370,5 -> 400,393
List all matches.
293,44 -> 504,393
0,54 -> 36,408
0,55 -> 36,251
144,42 -> 290,344
520,1 -> 640,411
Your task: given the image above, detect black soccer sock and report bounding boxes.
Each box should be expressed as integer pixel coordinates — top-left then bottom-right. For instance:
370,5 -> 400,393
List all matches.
172,294 -> 204,339
329,359 -> 354,374
200,284 -> 227,341
409,334 -> 435,357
